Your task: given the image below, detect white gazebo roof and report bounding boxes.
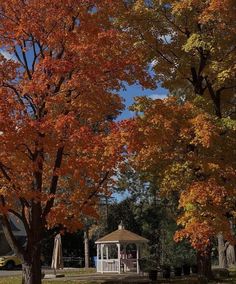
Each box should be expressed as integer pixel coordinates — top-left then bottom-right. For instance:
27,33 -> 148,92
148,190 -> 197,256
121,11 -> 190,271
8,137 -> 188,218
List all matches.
95,223 -> 149,244
95,223 -> 148,274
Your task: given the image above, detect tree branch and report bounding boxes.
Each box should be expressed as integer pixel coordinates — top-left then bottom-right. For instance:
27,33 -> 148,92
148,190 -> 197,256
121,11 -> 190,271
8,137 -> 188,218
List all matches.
21,41 -> 32,80
80,171 -> 110,210
42,146 -> 64,221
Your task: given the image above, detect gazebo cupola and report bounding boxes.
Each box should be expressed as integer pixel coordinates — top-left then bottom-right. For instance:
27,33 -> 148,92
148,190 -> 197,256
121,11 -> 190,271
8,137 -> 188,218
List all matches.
95,222 -> 148,274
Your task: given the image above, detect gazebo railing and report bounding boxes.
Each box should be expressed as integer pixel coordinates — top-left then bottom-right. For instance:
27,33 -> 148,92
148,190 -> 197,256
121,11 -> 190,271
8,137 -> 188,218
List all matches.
97,259 -> 120,273
121,258 -> 137,272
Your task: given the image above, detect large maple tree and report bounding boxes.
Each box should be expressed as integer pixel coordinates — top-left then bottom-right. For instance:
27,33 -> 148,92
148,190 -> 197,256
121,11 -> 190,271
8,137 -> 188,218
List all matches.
0,1 -> 153,283
117,0 -> 236,118
123,96 -> 236,277
117,0 -> 236,275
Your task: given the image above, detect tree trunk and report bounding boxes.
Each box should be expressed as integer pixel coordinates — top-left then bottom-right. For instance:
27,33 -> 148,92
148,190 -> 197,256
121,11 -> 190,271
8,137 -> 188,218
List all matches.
22,253 -> 41,284
84,229 -> 89,268
226,220 -> 236,267
226,244 -> 235,267
1,219 -> 41,284
217,233 -> 228,268
197,245 -> 213,280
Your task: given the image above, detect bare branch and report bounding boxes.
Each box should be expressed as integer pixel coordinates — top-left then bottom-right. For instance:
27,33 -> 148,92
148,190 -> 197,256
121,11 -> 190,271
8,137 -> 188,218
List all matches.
21,41 -> 32,79
42,146 -> 64,221
80,171 -> 110,210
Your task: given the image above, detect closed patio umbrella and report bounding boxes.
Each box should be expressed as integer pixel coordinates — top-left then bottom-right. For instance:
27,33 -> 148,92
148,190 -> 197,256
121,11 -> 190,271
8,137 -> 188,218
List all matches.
51,233 -> 64,275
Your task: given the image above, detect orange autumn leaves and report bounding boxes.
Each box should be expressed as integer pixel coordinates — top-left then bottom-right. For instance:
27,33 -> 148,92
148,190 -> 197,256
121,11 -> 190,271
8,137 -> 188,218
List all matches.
0,0 -> 235,251
0,0 -> 152,232
123,97 -> 236,251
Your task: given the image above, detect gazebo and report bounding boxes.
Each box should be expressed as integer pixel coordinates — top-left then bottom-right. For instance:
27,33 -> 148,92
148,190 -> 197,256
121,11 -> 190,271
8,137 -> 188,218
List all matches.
95,222 -> 148,274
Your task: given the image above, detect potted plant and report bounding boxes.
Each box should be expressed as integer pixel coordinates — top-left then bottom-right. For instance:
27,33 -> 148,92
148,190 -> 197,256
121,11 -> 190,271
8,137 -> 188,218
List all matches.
162,264 -> 171,279
148,269 -> 158,281
182,262 -> 191,275
174,266 -> 182,276
173,260 -> 182,276
181,248 -> 197,276
191,263 -> 198,274
171,256 -> 183,277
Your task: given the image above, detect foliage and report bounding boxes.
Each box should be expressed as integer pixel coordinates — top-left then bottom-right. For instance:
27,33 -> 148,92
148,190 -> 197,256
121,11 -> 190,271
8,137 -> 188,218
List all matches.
123,96 -> 236,252
93,163 -> 196,270
115,3 -> 236,275
0,1 -> 153,282
116,0 -> 236,118
139,255 -> 158,272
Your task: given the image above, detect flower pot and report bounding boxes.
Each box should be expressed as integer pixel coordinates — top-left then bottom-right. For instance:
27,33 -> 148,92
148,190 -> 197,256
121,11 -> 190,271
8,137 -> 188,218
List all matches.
183,264 -> 190,275
174,266 -> 182,276
148,269 -> 157,281
162,266 -> 171,278
191,264 -> 198,274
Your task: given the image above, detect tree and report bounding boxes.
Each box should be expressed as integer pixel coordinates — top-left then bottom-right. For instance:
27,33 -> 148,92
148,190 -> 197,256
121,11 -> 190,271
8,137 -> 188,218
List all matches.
0,1 -> 153,283
123,96 -> 236,278
117,0 -> 236,118
99,162 -> 197,269
116,0 -> 236,275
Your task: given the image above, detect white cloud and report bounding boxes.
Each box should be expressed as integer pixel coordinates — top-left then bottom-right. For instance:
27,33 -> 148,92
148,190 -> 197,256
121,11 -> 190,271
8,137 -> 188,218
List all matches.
150,59 -> 158,68
0,49 -> 17,61
161,34 -> 172,44
148,93 -> 167,100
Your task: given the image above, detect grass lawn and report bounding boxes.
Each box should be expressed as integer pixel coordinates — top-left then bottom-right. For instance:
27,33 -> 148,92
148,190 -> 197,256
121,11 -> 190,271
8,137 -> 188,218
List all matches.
0,278 -> 98,284
0,268 -> 98,284
0,268 -> 236,283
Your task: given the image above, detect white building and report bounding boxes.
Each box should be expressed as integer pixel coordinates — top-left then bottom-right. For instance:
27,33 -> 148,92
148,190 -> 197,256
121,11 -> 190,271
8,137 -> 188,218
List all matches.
95,223 -> 148,274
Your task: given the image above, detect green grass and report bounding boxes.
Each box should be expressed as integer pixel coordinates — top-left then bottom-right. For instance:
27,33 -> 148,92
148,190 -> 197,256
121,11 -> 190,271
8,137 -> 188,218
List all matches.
0,279 -> 98,284
62,268 -> 96,275
0,268 -> 236,284
0,268 -> 98,284
0,277 -> 99,284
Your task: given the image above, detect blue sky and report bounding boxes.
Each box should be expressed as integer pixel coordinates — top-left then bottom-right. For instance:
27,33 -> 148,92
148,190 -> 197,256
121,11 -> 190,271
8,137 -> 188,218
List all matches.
0,49 -> 168,202
118,83 -> 168,120
0,49 -> 168,121
113,83 -> 168,201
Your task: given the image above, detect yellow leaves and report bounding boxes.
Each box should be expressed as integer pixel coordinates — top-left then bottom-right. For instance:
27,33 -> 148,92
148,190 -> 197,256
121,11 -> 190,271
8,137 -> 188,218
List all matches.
180,178 -> 229,208
184,203 -> 196,212
200,0 -> 236,25
120,0 -> 236,118
133,0 -> 147,14
160,162 -> 193,195
182,33 -> 212,53
207,163 -> 220,171
124,94 -> 236,251
126,97 -> 223,180
221,118 -> 236,131
217,68 -> 235,84
174,221 -> 215,251
190,113 -> 217,148
175,176 -> 236,250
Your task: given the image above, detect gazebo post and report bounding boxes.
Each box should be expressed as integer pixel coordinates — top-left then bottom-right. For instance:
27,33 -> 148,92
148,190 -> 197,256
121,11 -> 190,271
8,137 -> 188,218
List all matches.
101,244 -> 104,274
106,245 -> 109,260
117,243 -> 121,274
96,244 -> 99,272
124,243 -> 127,272
136,244 -> 140,274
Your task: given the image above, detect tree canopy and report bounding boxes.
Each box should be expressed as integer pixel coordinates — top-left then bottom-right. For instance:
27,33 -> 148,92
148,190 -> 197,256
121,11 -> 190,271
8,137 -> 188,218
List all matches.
117,0 -> 236,118
0,1 -> 153,283
123,96 -> 236,252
